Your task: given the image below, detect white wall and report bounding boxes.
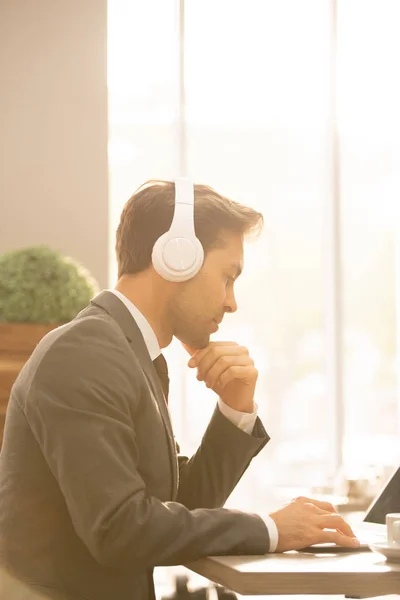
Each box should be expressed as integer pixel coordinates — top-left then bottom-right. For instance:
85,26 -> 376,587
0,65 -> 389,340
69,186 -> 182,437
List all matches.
0,0 -> 109,287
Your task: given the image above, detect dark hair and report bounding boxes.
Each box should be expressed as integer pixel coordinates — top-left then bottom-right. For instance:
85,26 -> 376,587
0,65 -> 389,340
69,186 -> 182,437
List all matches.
116,180 -> 263,277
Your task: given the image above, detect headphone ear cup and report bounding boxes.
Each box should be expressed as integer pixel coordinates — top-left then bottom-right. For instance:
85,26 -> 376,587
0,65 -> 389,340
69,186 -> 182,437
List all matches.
152,232 -> 204,282
151,178 -> 204,282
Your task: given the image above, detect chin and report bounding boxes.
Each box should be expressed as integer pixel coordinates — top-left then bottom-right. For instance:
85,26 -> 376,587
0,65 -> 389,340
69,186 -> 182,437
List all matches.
180,332 -> 210,350
196,338 -> 210,350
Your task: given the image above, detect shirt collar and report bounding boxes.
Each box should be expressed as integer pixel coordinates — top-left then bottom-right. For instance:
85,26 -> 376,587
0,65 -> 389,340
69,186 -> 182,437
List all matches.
108,289 -> 160,361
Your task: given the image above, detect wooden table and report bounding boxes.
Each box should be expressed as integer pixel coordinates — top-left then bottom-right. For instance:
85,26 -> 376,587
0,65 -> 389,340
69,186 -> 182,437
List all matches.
185,549 -> 400,597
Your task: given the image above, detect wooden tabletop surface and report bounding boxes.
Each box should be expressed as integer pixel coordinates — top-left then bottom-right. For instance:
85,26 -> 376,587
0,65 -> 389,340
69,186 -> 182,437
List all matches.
185,549 -> 400,596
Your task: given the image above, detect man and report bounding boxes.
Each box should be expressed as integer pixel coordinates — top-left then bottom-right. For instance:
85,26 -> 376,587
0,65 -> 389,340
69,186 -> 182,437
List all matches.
0,180 -> 359,600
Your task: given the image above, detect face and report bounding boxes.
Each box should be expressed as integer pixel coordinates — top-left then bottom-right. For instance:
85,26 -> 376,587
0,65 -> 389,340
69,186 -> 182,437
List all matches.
169,232 -> 243,349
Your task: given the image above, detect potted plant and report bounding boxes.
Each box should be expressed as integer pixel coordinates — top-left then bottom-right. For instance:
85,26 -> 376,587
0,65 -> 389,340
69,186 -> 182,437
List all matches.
0,245 -> 99,443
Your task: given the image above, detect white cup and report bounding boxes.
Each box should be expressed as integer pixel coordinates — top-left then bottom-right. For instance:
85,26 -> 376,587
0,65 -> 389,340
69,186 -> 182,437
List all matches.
386,513 -> 400,547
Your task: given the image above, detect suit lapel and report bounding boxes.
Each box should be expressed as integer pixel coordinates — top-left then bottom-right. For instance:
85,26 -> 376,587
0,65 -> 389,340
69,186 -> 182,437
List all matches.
90,290 -> 179,499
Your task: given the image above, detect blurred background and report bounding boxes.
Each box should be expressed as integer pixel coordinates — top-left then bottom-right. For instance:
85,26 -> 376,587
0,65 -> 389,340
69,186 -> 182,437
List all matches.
108,0 -> 400,503
1,0 -> 400,597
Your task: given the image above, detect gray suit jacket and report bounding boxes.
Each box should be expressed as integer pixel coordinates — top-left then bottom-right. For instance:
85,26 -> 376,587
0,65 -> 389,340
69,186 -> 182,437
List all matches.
0,291 -> 270,600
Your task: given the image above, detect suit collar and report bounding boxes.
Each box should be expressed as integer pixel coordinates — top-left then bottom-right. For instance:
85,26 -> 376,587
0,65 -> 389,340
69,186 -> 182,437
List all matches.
90,290 -> 155,364
108,289 -> 160,360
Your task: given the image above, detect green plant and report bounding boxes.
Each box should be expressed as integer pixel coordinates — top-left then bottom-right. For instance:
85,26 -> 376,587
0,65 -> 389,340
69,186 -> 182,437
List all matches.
0,246 -> 99,323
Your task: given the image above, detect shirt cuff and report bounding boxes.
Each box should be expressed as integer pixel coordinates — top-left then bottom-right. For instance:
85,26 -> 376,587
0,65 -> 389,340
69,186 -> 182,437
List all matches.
217,398 -> 258,435
260,514 -> 279,552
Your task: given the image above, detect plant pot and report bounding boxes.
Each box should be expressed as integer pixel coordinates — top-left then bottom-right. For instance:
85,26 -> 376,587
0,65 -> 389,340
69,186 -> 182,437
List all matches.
0,323 -> 60,445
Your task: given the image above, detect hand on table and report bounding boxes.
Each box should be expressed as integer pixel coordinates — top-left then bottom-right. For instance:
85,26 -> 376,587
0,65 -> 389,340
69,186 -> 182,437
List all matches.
270,496 -> 360,552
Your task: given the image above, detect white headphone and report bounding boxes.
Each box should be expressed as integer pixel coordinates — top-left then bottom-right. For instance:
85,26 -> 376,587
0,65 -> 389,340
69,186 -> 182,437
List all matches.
151,178 -> 204,282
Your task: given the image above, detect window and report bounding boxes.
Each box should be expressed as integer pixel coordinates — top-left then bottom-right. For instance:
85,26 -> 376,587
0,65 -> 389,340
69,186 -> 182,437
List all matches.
338,0 -> 400,477
108,0 -> 400,513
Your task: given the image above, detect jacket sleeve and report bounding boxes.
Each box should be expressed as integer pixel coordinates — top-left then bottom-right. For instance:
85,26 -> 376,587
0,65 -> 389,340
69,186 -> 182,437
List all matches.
24,320 -> 270,572
176,407 -> 269,509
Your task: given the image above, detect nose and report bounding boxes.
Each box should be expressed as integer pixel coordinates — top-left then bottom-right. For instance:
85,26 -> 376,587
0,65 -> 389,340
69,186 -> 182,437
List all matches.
224,289 -> 238,314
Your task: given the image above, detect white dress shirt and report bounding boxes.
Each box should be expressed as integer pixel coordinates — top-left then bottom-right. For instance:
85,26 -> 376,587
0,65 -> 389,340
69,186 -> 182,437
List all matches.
109,289 -> 278,551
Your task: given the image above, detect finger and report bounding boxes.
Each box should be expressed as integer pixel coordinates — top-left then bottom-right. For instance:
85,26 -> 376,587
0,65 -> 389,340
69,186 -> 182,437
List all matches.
202,355 -> 253,388
188,342 -> 240,367
182,341 -> 236,359
318,514 -> 357,539
309,505 -> 333,516
188,344 -> 241,373
318,529 -> 360,548
298,497 -> 336,513
190,344 -> 246,371
218,365 -> 258,389
292,501 -> 331,519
